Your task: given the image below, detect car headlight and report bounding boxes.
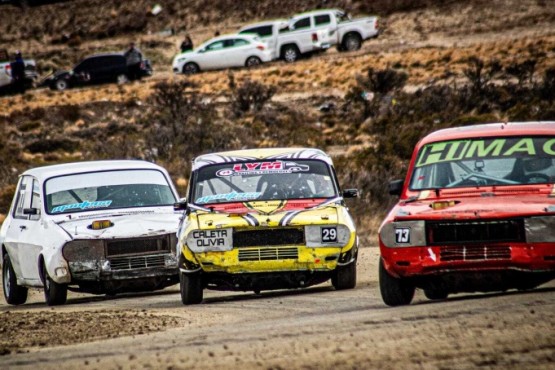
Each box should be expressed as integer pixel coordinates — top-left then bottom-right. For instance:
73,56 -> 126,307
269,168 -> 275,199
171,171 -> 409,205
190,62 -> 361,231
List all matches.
63,240 -> 105,261
178,57 -> 187,63
305,224 -> 351,247
525,216 -> 555,242
186,228 -> 233,253
380,220 -> 426,247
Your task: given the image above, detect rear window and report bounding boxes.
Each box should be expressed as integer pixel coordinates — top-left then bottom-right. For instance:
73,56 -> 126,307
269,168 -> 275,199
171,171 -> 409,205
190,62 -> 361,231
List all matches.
240,25 -> 273,37
315,15 -> 331,25
293,17 -> 311,30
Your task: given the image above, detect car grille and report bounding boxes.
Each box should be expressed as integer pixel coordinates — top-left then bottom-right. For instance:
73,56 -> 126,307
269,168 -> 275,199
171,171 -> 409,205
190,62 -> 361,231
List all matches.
233,228 -> 304,248
427,219 -> 524,245
440,245 -> 511,261
109,254 -> 166,271
238,247 -> 299,262
106,236 -> 171,257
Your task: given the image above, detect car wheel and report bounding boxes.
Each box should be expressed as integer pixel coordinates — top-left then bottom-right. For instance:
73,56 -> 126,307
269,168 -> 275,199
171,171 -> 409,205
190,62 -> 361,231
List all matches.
342,33 -> 362,52
282,45 -> 300,63
246,56 -> 262,67
332,261 -> 357,290
2,253 -> 28,305
54,79 -> 68,91
180,272 -> 203,305
379,258 -> 415,306
182,62 -> 200,75
43,263 -> 67,306
116,74 -> 129,84
424,288 -> 448,300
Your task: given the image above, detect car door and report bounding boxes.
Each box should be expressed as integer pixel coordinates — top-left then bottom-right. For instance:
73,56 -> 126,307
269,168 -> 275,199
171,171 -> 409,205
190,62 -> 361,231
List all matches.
229,38 -> 254,66
196,40 -> 227,70
313,14 -> 333,48
73,58 -> 95,85
3,176 -> 43,284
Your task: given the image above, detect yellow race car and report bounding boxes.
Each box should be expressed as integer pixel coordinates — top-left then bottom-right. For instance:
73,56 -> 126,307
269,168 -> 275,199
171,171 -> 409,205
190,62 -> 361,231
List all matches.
175,148 -> 359,304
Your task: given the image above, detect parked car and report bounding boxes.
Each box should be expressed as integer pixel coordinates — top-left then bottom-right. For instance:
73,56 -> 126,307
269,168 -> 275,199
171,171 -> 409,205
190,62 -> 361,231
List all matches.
379,122 -> 555,306
241,11 -> 333,63
172,34 -> 272,75
42,53 -> 152,91
239,9 -> 379,63
174,148 -> 359,304
1,160 -> 181,306
0,49 -> 38,92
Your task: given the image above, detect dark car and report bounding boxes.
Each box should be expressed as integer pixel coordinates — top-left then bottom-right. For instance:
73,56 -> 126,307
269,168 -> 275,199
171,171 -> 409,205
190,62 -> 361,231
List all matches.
43,53 -> 152,91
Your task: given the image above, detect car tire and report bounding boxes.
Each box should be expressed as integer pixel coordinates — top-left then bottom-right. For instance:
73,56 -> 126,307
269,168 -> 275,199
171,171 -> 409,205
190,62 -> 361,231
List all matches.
180,272 -> 203,305
182,62 -> 200,75
2,253 -> 28,305
245,56 -> 262,67
54,79 -> 68,91
43,263 -> 67,306
424,288 -> 448,300
379,258 -> 415,306
332,261 -> 357,290
342,33 -> 362,52
282,45 -> 300,63
116,74 -> 129,84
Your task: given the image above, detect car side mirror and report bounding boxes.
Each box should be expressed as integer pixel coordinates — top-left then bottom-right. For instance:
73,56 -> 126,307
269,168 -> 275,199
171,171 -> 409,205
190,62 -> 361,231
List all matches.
23,208 -> 38,215
342,189 -> 359,198
173,198 -> 188,211
388,180 -> 404,196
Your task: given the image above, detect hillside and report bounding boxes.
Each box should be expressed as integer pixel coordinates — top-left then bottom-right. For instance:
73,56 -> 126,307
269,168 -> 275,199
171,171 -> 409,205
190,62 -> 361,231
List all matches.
1,0 -> 554,241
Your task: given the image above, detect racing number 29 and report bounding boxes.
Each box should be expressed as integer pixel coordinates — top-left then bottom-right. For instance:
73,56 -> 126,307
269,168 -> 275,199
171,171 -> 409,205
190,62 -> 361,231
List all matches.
321,227 -> 338,243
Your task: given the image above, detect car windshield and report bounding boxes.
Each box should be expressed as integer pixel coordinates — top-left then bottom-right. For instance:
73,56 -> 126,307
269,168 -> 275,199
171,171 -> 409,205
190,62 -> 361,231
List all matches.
410,136 -> 555,190
45,169 -> 176,214
192,160 -> 338,205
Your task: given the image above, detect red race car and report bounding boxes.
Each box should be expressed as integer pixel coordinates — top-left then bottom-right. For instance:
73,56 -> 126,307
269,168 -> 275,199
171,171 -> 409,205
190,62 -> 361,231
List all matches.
379,121 -> 555,306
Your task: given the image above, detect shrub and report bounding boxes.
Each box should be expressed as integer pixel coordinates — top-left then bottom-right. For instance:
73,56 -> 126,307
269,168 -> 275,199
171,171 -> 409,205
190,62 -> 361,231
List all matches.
228,74 -> 276,116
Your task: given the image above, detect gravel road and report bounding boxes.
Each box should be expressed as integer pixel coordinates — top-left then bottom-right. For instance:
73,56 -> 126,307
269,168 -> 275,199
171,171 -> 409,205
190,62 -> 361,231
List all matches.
1,247 -> 554,369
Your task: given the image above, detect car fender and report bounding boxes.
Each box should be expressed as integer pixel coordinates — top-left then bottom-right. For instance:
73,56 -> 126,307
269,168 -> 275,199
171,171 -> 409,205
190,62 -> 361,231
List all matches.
39,221 -> 73,285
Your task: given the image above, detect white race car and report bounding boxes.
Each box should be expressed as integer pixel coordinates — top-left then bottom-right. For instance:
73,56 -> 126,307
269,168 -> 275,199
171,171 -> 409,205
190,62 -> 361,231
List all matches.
172,34 -> 272,74
1,160 -> 181,306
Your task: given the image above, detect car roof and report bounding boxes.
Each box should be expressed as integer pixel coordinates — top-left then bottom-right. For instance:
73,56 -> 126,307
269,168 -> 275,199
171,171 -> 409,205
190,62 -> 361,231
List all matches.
192,148 -> 333,171
291,9 -> 342,18
21,160 -> 169,182
83,53 -> 125,60
419,121 -> 555,147
240,19 -> 288,30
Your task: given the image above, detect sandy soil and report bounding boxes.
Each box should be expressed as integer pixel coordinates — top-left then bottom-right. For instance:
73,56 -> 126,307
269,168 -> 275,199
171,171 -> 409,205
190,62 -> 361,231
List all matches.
1,247 -> 554,369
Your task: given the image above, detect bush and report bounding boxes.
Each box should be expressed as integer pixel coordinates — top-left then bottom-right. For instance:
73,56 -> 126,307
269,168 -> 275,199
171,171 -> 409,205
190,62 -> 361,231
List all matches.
228,74 -> 276,116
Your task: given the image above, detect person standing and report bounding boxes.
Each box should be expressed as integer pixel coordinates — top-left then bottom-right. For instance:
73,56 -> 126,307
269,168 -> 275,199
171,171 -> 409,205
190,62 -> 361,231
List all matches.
124,42 -> 143,80
180,34 -> 194,52
10,51 -> 26,93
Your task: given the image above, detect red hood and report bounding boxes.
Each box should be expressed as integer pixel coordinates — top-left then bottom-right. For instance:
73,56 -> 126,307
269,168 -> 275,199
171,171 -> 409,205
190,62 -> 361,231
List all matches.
393,185 -> 555,221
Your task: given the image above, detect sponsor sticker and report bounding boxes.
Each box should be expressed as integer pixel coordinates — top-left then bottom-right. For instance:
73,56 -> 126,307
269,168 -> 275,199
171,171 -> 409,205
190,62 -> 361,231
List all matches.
51,200 -> 113,213
196,191 -> 262,204
187,228 -> 233,251
216,161 -> 310,177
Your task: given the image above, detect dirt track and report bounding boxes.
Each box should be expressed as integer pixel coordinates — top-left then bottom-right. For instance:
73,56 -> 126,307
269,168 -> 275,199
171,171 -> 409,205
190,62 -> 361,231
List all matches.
1,247 -> 554,369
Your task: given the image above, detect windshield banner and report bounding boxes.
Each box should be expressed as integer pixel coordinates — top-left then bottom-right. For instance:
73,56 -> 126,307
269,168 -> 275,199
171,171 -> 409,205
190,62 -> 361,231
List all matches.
416,137 -> 555,167
216,161 -> 310,177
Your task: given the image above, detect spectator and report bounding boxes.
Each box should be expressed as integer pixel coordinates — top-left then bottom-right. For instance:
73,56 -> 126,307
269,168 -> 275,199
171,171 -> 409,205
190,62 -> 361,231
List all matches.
10,51 -> 26,93
124,42 -> 143,80
180,34 -> 194,52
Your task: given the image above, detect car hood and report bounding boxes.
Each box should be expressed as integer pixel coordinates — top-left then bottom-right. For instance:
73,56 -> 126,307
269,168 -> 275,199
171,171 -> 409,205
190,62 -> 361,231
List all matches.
191,199 -> 341,229
393,189 -> 555,221
56,209 -> 181,239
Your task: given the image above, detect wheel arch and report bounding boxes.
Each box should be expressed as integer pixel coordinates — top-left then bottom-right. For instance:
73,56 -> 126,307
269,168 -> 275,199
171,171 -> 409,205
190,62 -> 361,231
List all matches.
280,43 -> 300,57
342,31 -> 362,44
